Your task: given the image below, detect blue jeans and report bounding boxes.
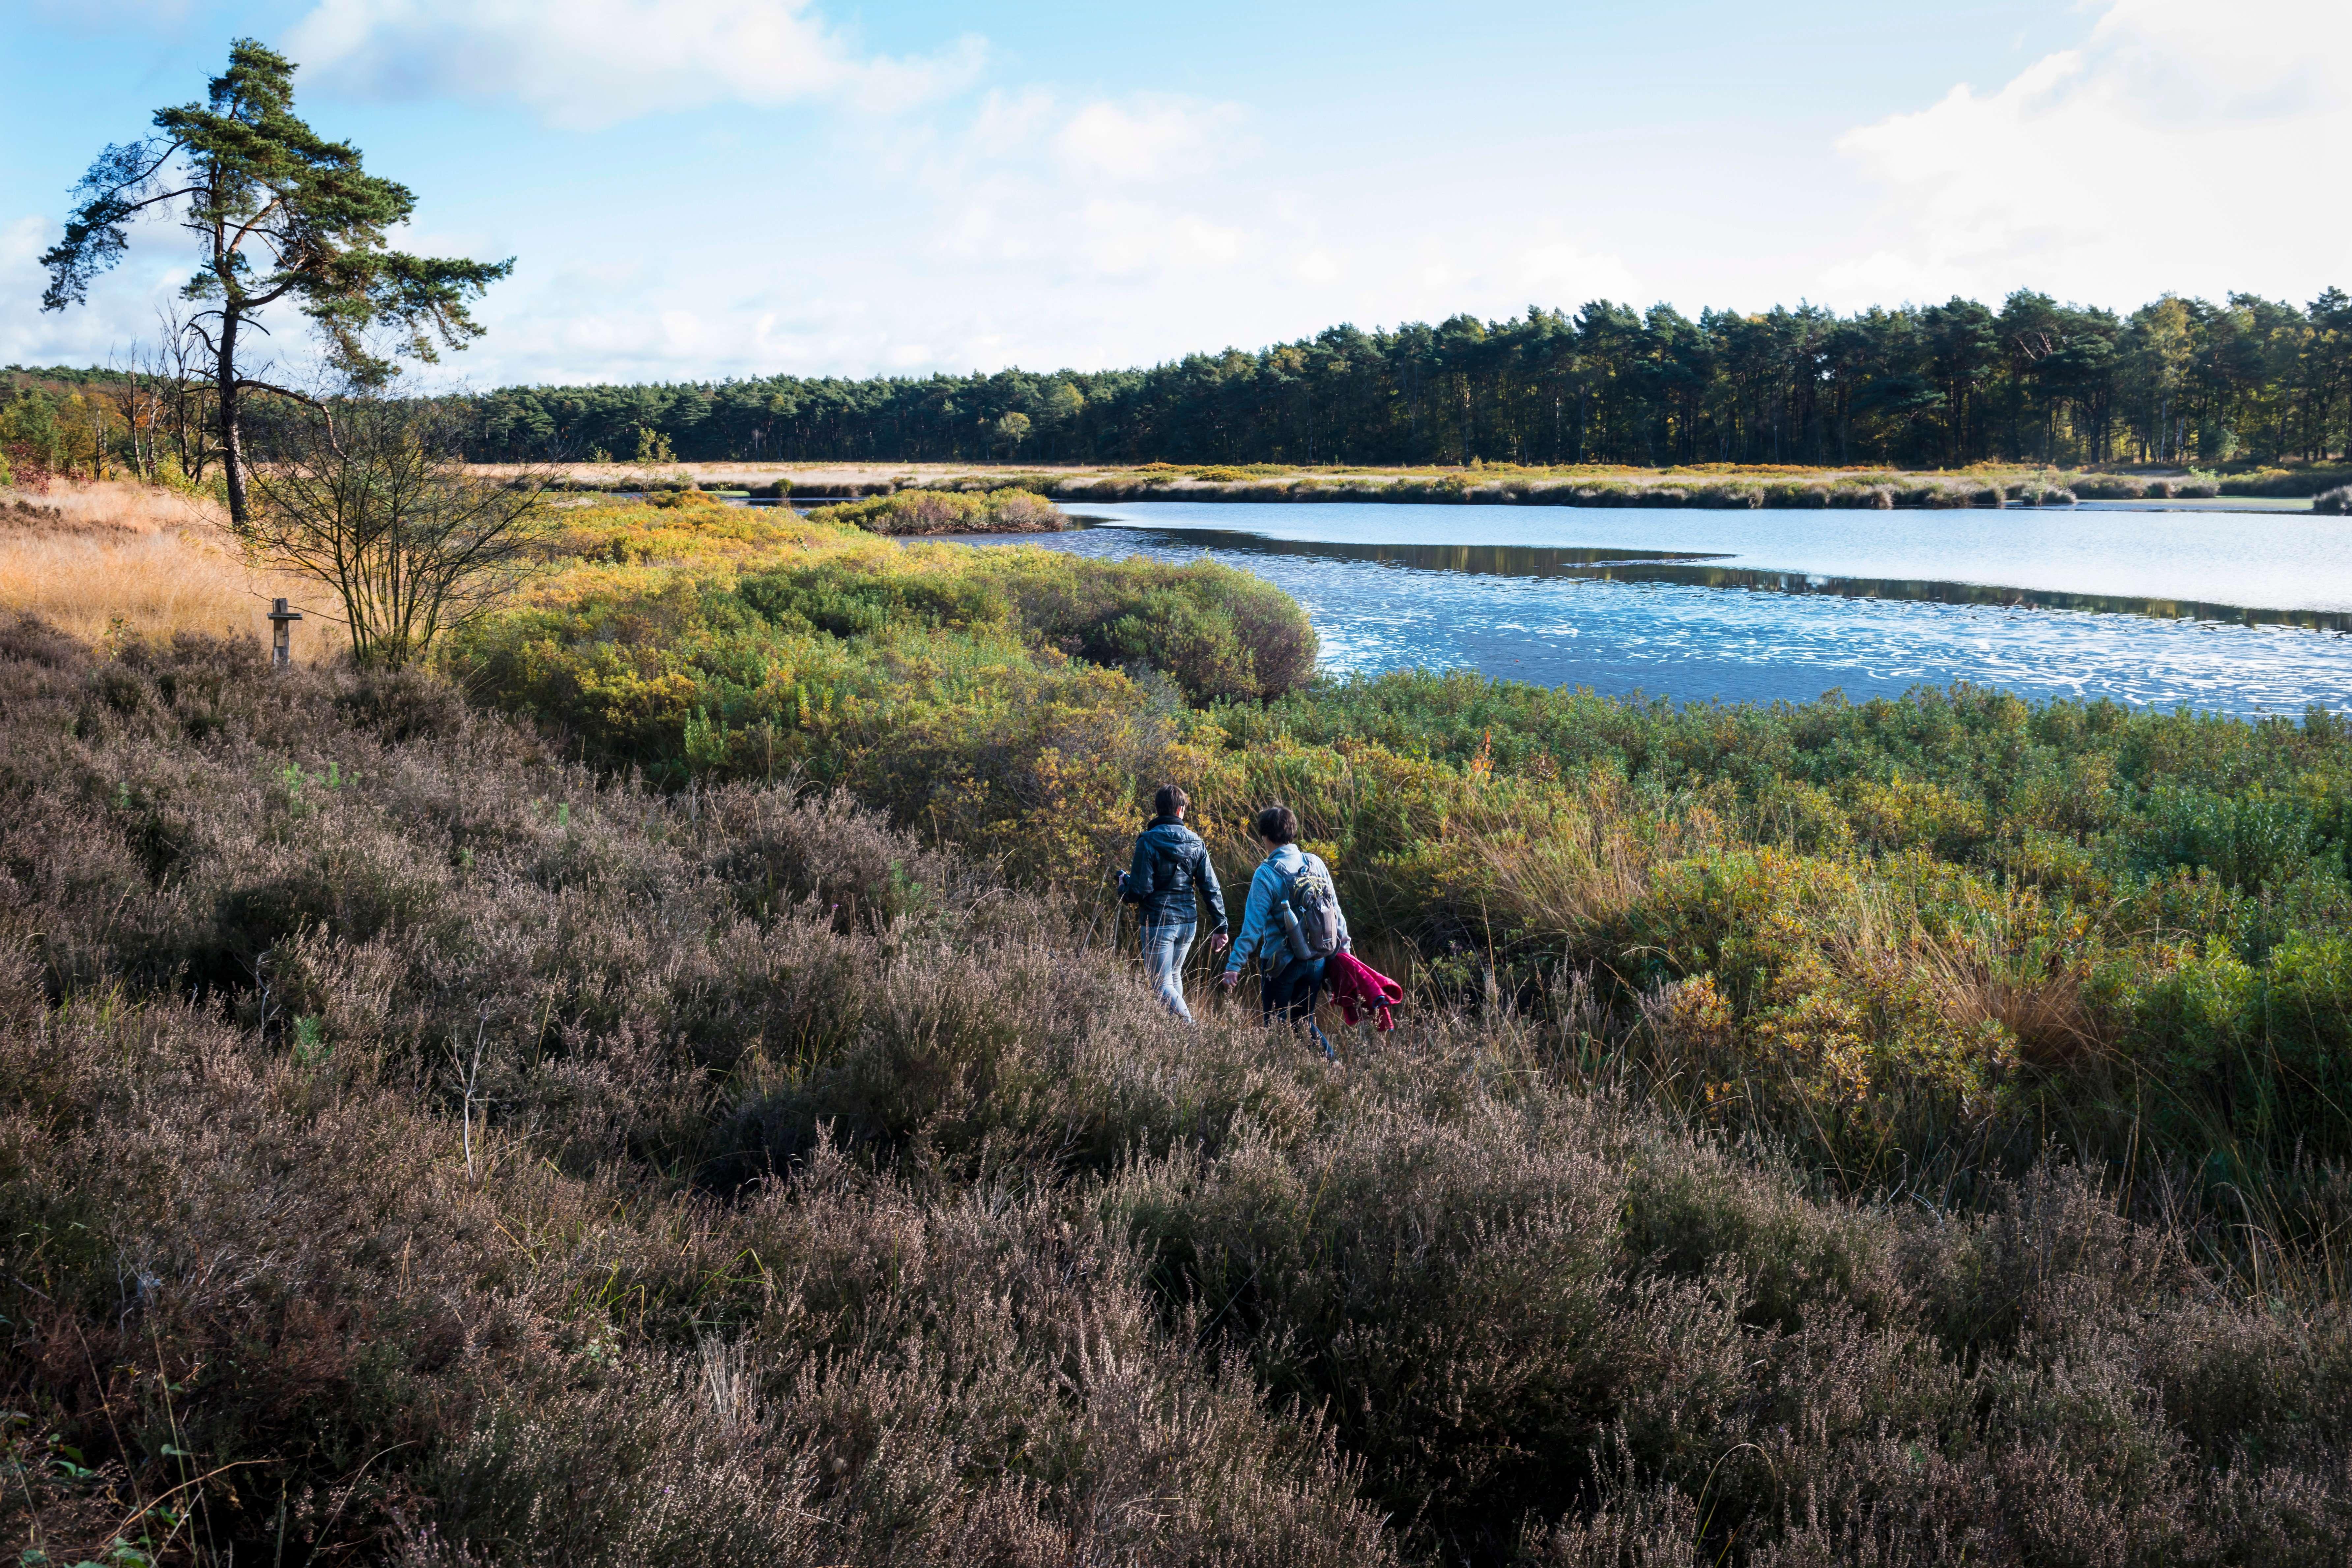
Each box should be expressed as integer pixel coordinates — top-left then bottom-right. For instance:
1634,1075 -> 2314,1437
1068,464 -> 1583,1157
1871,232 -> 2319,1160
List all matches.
1142,921 -> 1197,1020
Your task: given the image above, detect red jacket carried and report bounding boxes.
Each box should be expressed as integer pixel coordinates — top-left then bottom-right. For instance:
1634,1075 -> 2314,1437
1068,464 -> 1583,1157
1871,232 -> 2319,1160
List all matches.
1326,951 -> 1405,1031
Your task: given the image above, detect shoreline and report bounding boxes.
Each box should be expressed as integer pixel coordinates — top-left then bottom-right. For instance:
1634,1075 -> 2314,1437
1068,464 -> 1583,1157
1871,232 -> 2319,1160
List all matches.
489,460 -> 2344,514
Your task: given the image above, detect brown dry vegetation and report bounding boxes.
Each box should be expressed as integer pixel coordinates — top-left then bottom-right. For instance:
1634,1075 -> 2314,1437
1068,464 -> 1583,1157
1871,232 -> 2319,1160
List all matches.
5,623 -> 2352,1564
0,480 -> 326,655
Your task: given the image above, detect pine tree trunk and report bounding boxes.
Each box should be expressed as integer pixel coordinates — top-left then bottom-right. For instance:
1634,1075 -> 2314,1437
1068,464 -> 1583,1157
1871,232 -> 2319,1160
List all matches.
218,306 -> 248,529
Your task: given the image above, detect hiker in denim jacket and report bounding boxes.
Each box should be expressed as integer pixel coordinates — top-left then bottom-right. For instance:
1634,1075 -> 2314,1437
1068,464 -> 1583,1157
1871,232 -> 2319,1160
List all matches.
1219,803 -> 1349,1058
1118,784 -> 1228,1020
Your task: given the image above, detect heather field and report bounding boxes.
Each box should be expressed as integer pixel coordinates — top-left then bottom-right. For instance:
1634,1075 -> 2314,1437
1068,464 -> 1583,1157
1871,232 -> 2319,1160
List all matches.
6,484 -> 2352,1564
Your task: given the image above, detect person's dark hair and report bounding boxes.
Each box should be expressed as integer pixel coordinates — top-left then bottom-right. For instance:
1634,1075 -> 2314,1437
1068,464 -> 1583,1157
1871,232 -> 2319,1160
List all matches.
1153,784 -> 1189,819
1251,804 -> 1299,844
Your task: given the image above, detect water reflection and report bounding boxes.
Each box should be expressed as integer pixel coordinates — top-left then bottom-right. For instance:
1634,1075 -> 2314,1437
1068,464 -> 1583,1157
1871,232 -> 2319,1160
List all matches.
1083,525 -> 2352,633
967,514 -> 2352,715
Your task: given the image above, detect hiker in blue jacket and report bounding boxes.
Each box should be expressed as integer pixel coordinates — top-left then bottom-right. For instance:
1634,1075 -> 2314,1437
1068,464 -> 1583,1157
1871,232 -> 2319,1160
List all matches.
1220,804 -> 1349,1058
1117,784 -> 1228,1020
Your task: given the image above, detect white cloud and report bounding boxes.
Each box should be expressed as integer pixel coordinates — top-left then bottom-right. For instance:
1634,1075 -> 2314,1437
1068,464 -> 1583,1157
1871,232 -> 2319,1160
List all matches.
1054,97 -> 1245,183
0,213 -> 188,369
1832,0 -> 2352,305
286,0 -> 985,129
2,216 -> 49,271
908,89 -> 1260,288
1074,200 -> 1246,279
966,87 -> 1059,157
1509,236 -> 1643,307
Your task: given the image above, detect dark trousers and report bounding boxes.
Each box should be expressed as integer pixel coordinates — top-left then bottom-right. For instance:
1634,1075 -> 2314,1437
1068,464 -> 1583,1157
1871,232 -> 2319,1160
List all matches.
1260,957 -> 1334,1054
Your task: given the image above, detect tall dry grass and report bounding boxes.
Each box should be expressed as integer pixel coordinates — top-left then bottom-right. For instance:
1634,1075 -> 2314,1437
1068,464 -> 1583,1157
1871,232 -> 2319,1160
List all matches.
0,480 -> 329,656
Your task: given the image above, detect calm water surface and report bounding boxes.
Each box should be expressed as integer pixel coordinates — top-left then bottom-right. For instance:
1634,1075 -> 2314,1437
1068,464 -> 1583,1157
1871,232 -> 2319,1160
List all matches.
965,501 -> 2352,715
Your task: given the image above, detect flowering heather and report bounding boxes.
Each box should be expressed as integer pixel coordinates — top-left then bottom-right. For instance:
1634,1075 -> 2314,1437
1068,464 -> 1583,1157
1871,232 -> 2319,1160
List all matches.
2,621 -> 2349,1564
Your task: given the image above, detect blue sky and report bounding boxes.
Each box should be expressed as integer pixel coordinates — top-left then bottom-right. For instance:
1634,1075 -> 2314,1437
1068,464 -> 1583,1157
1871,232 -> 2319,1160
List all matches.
4,0 -> 2346,388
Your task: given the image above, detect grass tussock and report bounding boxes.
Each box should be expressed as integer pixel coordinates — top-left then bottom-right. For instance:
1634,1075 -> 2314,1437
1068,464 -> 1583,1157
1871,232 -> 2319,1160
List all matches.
6,624 -> 2352,1563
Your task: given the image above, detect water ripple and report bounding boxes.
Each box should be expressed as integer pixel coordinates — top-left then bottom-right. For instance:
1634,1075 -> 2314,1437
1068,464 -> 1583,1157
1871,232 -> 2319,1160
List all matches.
961,506 -> 2352,715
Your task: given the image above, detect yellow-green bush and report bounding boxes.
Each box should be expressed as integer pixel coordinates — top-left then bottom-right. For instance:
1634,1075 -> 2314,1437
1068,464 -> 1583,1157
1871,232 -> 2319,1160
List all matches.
812,488 -> 1066,534
447,502 -> 2352,1204
450,505 -> 1314,882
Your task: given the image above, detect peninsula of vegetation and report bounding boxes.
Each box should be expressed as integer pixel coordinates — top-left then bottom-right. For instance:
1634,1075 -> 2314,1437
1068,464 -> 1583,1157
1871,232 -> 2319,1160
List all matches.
496,455 -> 2345,511
7,34 -> 2352,1568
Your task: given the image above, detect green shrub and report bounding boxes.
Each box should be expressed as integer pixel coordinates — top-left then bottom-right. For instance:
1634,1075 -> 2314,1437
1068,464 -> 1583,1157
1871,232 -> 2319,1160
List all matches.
2127,784 -> 2317,890
2220,467 -> 2352,498
813,488 -> 1066,534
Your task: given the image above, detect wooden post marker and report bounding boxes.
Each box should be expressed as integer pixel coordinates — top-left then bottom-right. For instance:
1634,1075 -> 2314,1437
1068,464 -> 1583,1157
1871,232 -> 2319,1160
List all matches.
268,598 -> 303,668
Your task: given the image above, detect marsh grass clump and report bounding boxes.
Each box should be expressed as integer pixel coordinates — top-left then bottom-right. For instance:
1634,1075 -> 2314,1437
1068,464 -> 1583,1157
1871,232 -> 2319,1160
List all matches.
2070,473 -> 2224,502
815,488 -> 1067,534
2221,466 -> 2352,498
2071,473 -> 2152,499
2009,479 -> 2079,506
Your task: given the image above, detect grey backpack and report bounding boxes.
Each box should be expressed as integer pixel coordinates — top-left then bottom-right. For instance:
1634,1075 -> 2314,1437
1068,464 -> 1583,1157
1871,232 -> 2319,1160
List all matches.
1276,855 -> 1344,961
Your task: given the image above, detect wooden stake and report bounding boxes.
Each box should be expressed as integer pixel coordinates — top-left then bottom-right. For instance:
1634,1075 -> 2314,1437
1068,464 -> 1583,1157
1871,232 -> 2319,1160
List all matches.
267,597 -> 302,668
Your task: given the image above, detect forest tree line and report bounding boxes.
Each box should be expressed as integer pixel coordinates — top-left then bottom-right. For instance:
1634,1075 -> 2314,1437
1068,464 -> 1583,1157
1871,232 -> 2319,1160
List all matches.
455,287 -> 2352,470
11,286 -> 2352,479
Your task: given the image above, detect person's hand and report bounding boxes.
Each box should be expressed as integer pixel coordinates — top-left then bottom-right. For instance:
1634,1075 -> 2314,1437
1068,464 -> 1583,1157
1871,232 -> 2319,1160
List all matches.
1210,932 -> 1230,954
1219,970 -> 1240,990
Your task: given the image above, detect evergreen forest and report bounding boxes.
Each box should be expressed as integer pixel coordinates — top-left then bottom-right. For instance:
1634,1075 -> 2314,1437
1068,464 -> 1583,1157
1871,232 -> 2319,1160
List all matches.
450,288 -> 2352,469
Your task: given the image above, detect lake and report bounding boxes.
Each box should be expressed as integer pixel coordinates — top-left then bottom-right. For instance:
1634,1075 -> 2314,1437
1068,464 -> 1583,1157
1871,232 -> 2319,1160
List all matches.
961,500 -> 2352,715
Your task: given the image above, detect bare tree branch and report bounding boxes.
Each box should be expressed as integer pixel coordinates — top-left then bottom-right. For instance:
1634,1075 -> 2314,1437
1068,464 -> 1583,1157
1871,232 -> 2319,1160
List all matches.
244,402 -> 550,667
